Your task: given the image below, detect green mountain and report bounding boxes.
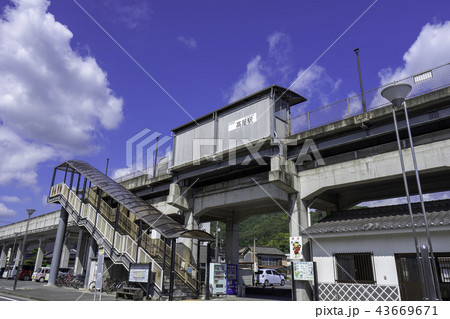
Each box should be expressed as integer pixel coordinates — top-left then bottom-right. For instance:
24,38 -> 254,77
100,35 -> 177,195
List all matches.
210,211 -> 326,254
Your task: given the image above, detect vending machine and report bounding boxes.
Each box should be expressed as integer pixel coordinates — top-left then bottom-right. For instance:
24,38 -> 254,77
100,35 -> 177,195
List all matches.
226,264 -> 238,295
209,263 -> 227,295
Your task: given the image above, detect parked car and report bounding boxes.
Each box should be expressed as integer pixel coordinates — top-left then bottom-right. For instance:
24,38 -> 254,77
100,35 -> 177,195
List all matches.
18,265 -> 34,281
42,266 -> 74,282
32,267 -> 50,282
255,269 -> 286,286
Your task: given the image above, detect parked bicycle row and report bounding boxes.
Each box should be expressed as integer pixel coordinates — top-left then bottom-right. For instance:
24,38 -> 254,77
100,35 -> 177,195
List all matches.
88,278 -> 138,294
56,273 -> 85,289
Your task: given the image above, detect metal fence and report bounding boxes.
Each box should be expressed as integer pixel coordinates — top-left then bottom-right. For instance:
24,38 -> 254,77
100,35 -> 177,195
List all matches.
290,62 -> 450,134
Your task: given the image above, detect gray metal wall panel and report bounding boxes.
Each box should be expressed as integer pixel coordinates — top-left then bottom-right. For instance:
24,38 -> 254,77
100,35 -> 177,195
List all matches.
173,120 -> 215,166
217,98 -> 271,152
275,117 -> 288,138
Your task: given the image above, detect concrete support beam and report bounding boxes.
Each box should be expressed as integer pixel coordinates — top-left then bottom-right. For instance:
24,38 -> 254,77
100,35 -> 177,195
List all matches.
84,237 -> 97,289
0,244 -> 7,268
269,155 -> 297,193
74,230 -> 85,275
225,218 -> 239,265
14,242 -> 22,268
48,208 -> 69,285
299,139 -> 450,203
34,238 -> 45,271
180,211 -> 198,264
167,183 -> 189,210
179,187 -> 199,264
289,185 -> 313,301
60,233 -> 71,268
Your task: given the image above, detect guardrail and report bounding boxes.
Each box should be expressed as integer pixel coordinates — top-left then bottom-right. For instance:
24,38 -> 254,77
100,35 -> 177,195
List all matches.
290,62 -> 450,134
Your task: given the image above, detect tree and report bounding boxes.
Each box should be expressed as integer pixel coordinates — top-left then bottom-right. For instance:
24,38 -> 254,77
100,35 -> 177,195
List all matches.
24,247 -> 48,267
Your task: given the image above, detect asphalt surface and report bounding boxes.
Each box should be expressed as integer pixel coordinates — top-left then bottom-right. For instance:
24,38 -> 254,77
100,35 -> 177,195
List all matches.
0,278 -> 292,301
0,278 -> 117,301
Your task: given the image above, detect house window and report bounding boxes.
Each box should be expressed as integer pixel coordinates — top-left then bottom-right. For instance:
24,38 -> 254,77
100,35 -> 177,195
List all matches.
437,256 -> 450,283
335,253 -> 375,284
261,257 -> 279,266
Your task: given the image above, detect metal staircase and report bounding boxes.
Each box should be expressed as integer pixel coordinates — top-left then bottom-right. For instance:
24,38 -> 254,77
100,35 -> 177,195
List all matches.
48,182 -> 200,298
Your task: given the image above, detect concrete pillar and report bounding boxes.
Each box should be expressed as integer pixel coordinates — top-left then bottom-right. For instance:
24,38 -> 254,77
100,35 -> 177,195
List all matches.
48,208 -> 69,285
74,230 -> 85,275
14,242 -> 22,268
225,218 -> 239,265
288,192 -> 312,301
181,211 -> 199,264
179,187 -> 197,264
34,238 -> 45,271
84,236 -> 97,289
60,233 -> 70,268
0,244 -> 7,268
225,218 -> 245,297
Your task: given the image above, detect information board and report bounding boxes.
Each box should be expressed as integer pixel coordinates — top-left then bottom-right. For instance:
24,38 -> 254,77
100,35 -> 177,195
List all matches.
129,264 -> 150,283
293,262 -> 314,281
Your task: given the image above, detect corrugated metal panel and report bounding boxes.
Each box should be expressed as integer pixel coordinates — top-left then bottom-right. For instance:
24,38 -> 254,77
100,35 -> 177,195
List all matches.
173,120 -> 215,166
217,98 -> 271,152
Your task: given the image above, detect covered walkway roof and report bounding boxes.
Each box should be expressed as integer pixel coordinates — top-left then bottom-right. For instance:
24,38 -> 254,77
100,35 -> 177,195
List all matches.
56,160 -> 214,241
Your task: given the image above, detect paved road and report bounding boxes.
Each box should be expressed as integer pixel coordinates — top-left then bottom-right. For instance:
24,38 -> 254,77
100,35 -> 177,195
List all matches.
0,278 -> 293,301
0,278 -> 117,301
0,292 -> 27,301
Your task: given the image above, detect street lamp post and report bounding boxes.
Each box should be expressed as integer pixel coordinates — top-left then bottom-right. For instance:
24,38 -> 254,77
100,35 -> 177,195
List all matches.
13,209 -> 35,291
381,84 -> 441,300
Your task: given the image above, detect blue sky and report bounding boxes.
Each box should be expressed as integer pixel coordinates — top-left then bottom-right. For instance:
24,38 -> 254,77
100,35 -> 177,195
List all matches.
0,0 -> 450,224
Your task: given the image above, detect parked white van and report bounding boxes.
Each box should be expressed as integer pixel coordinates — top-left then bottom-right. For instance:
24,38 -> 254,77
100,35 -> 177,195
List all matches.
32,267 -> 50,282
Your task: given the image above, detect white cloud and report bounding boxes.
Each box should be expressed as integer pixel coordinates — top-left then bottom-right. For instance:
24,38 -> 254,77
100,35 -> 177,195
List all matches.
0,127 -> 59,186
379,21 -> 450,84
228,55 -> 268,103
111,166 -> 135,180
177,36 -> 197,49
361,191 -> 450,208
267,32 -> 291,75
0,195 -> 21,203
290,64 -> 342,117
0,0 -> 123,186
0,202 -> 16,217
41,194 -> 50,206
103,0 -> 152,29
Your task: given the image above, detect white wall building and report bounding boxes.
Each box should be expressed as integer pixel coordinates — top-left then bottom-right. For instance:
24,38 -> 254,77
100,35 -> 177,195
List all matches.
303,199 -> 450,301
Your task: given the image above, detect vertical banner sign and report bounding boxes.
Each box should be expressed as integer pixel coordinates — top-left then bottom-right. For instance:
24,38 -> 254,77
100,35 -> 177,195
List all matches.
290,236 -> 303,259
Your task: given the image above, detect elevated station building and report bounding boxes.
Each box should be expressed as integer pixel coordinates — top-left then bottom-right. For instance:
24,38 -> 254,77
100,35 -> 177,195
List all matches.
1,63 -> 450,301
